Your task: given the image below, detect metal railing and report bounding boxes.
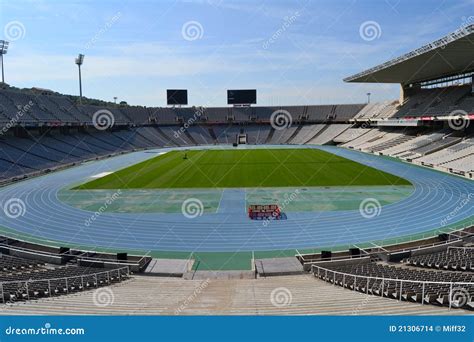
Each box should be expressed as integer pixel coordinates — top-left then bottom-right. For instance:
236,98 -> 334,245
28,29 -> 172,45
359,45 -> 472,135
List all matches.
448,246 -> 474,251
0,266 -> 130,303
376,224 -> 473,247
0,236 -> 149,269
297,225 -> 473,262
311,264 -> 473,310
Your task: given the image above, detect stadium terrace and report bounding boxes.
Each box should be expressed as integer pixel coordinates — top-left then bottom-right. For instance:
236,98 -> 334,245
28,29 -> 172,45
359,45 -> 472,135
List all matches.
0,20 -> 472,321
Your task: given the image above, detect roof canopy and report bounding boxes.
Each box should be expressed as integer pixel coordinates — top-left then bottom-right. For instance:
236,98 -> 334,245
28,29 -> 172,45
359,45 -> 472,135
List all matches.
344,24 -> 474,85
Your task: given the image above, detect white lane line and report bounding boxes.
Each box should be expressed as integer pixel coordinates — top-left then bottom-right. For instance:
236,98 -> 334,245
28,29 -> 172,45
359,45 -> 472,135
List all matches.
90,172 -> 113,179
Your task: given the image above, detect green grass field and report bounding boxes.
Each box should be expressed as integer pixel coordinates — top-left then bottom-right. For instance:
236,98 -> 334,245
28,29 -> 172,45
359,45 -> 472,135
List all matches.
75,148 -> 411,189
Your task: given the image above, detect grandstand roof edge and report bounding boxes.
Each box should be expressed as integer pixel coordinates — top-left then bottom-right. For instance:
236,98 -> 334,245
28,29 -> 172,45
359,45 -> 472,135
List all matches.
344,24 -> 474,84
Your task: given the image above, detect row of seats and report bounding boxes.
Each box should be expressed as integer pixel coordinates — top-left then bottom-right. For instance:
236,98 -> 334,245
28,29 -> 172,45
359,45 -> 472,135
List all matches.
1,273 -> 463,315
2,83 -> 474,127
0,87 -> 365,125
130,104 -> 365,124
0,254 -> 45,273
0,129 -> 161,180
353,100 -> 398,120
314,260 -> 474,309
339,126 -> 473,176
306,124 -> 352,145
0,121 -> 472,182
416,139 -> 474,166
394,85 -> 473,119
0,253 -> 129,303
402,248 -> 474,272
350,85 -> 473,120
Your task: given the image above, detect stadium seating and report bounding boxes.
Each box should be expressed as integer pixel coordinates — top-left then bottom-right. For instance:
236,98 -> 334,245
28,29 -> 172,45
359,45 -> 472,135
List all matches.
393,85 -> 473,118
267,126 -> 298,144
306,124 -> 352,145
245,126 -> 269,144
341,128 -> 382,149
0,253 -> 129,303
416,138 -> 474,166
402,247 -> 474,271
0,120 -> 472,182
0,84 -> 473,182
353,101 -> 398,120
313,260 -> 474,309
0,20 -> 473,320
289,124 -> 326,144
1,274 -> 466,315
333,127 -> 370,143
361,130 -> 417,153
443,154 -> 474,173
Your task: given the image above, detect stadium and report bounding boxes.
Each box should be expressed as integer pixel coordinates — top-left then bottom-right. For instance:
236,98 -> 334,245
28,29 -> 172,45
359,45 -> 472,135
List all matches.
0,8 -> 473,320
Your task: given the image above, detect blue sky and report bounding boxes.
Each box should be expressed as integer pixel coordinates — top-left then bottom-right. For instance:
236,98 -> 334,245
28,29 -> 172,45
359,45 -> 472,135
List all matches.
0,0 -> 473,106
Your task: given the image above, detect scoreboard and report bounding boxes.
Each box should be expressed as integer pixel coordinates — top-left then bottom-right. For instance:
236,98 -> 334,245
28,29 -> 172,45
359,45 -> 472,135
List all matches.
248,204 -> 281,220
167,89 -> 188,105
227,89 -> 257,105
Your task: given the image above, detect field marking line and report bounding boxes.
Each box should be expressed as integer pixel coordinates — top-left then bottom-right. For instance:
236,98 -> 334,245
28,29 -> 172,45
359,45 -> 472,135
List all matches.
216,189 -> 225,214
90,171 -> 114,178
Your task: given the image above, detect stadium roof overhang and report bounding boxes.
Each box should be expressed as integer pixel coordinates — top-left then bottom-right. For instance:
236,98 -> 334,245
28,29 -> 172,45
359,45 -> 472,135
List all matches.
344,24 -> 474,85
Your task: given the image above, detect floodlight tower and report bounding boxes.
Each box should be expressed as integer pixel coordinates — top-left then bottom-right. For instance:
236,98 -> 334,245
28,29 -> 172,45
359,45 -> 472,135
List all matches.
0,40 -> 9,84
75,54 -> 85,104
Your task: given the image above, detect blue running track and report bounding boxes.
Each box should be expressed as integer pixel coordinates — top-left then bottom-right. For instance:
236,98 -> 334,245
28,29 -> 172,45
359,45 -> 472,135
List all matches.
0,145 -> 472,252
